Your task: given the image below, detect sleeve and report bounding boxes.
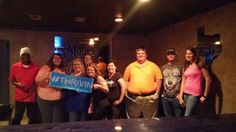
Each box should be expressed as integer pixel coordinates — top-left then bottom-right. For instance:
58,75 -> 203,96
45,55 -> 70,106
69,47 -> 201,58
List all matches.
154,64 -> 163,80
123,65 -> 131,81
9,65 -> 15,81
116,72 -> 123,80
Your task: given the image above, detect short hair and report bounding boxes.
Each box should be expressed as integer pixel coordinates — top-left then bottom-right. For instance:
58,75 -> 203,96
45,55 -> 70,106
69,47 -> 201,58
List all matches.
166,48 -> 177,55
136,47 -> 147,54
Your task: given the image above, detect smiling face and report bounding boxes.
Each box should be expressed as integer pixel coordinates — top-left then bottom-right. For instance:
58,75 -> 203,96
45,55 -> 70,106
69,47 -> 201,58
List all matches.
107,62 -> 116,74
53,54 -> 62,66
185,49 -> 194,62
86,66 -> 96,77
136,49 -> 147,63
72,59 -> 83,73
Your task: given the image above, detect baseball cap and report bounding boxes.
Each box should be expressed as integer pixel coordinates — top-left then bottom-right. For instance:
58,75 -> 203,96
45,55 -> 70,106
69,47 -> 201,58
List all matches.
20,47 -> 31,56
167,48 -> 177,55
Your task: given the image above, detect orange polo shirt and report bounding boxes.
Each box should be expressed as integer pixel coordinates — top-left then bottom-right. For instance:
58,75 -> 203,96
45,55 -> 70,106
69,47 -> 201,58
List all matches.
124,60 -> 163,94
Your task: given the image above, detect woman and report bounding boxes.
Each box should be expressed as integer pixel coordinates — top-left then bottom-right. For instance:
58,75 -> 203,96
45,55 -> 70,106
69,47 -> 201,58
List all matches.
179,47 -> 211,116
105,61 -> 126,119
86,63 -> 109,120
84,54 -> 93,68
35,53 -> 66,123
64,58 -> 90,121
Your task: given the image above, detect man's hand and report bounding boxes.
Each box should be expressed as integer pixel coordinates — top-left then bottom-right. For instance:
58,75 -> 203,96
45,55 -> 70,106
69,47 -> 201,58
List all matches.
14,82 -> 25,89
179,98 -> 185,107
200,96 -> 206,103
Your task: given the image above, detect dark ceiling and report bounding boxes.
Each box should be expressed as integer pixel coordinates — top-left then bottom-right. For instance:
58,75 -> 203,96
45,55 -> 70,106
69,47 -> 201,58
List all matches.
0,0 -> 235,35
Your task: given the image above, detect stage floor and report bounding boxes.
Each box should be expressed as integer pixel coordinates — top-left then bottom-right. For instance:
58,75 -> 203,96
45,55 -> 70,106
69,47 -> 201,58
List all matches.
1,114 -> 236,132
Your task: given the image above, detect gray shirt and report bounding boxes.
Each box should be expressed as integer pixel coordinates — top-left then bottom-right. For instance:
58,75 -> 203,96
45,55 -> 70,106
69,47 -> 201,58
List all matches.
161,63 -> 182,98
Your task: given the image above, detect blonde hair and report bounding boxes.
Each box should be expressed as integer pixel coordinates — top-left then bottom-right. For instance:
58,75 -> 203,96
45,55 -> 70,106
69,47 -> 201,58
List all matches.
70,58 -> 85,75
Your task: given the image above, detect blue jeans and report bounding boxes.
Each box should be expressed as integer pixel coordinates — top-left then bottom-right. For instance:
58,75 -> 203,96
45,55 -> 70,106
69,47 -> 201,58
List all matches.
162,96 -> 181,117
184,93 -> 199,116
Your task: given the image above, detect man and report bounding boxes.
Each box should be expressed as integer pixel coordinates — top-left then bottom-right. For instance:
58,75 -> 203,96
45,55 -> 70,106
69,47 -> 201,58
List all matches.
124,47 -> 163,118
9,47 -> 40,125
161,48 -> 182,117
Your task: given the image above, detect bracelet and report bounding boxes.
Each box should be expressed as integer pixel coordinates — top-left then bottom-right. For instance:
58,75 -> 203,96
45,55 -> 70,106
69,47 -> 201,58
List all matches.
202,95 -> 206,98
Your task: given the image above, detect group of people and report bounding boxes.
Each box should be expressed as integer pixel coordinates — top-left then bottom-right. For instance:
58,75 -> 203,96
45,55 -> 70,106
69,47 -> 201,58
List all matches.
9,46 -> 211,125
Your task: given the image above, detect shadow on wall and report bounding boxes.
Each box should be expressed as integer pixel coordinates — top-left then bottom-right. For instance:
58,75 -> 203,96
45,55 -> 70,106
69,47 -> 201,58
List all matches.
197,69 -> 223,115
196,26 -> 223,115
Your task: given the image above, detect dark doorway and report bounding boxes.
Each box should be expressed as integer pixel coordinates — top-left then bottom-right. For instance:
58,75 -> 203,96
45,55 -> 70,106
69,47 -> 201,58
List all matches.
0,40 -> 10,104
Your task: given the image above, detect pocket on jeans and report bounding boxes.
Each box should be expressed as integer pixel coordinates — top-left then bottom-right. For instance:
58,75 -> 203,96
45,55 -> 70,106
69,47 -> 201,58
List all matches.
125,94 -> 136,102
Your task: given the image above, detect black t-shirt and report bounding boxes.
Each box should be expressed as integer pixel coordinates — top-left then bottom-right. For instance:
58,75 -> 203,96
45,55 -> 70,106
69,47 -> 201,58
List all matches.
92,76 -> 107,106
105,72 -> 123,102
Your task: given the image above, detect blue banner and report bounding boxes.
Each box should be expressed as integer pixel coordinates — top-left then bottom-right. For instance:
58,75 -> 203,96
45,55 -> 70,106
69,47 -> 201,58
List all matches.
49,72 -> 93,93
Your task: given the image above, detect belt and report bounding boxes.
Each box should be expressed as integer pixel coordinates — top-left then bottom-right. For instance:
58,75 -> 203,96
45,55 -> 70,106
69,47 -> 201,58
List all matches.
127,91 -> 156,97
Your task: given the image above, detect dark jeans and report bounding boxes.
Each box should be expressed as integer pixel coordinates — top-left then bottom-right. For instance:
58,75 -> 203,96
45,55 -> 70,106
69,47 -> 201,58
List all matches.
92,99 -> 110,120
12,101 -> 38,125
107,105 -> 120,119
68,111 -> 88,122
162,96 -> 181,117
37,97 -> 64,123
184,93 -> 199,116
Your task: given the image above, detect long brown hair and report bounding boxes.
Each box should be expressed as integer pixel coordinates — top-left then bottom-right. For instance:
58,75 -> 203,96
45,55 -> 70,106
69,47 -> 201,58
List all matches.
183,47 -> 205,71
47,53 -> 65,72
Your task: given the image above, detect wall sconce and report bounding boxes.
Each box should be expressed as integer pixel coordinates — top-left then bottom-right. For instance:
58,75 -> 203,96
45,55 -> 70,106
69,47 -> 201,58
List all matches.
115,17 -> 123,22
94,37 -> 99,41
89,38 -> 95,45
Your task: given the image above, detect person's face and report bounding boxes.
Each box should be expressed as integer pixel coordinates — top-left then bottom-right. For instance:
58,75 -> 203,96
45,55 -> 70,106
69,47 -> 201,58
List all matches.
53,55 -> 62,66
87,66 -> 96,77
167,54 -> 176,62
84,55 -> 92,65
107,62 -> 116,74
136,50 -> 147,62
73,60 -> 83,73
185,50 -> 194,62
21,53 -> 31,63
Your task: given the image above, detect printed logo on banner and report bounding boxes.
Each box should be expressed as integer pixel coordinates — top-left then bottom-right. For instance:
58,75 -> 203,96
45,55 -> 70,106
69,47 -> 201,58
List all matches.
49,72 -> 93,93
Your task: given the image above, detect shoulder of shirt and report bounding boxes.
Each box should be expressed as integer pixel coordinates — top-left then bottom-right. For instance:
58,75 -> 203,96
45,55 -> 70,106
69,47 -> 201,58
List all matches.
12,61 -> 22,67
115,72 -> 123,77
147,60 -> 160,68
126,61 -> 136,67
30,63 -> 40,68
161,63 -> 168,68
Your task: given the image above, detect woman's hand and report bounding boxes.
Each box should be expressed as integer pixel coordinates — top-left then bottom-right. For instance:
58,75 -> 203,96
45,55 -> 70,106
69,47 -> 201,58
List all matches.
113,99 -> 122,105
14,82 -> 25,89
93,84 -> 99,89
88,103 -> 94,114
